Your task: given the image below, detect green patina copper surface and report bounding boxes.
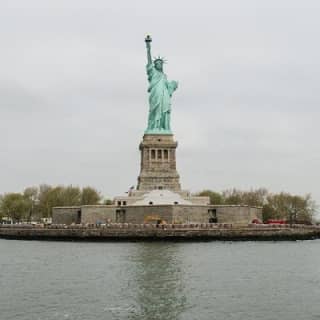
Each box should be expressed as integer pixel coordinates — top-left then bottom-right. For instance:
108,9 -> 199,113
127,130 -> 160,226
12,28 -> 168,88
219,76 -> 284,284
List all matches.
144,35 -> 178,134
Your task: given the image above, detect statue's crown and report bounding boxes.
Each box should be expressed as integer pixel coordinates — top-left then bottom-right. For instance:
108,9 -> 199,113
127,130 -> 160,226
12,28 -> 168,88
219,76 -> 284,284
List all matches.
153,56 -> 166,64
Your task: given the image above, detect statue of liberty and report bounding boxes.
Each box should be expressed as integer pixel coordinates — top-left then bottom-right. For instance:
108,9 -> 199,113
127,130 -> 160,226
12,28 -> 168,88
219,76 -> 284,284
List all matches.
145,35 -> 178,134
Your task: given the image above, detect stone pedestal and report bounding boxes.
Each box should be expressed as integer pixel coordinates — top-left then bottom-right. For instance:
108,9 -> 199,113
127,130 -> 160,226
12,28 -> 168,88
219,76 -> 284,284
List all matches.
137,134 -> 181,191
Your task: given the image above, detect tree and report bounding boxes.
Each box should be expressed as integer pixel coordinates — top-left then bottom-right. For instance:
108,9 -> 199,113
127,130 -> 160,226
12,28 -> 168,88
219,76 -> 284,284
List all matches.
60,185 -> 81,206
81,187 -> 101,205
222,188 -> 268,207
0,195 -> 4,220
23,186 -> 39,220
103,199 -> 113,205
197,190 -> 224,205
197,188 -> 269,206
197,187 -> 318,224
38,185 -> 81,217
262,192 -> 316,224
23,186 -> 38,200
0,193 -> 31,222
36,184 -> 102,216
38,184 -> 54,218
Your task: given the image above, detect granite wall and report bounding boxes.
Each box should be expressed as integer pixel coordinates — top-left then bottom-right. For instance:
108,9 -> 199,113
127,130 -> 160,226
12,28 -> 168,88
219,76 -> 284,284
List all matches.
124,205 -> 174,224
81,205 -> 117,224
52,207 -> 81,225
172,205 -> 209,224
52,204 -> 262,225
214,205 -> 262,225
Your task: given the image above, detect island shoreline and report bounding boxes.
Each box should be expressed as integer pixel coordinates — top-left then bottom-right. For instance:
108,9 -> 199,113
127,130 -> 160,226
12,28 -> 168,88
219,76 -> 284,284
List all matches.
1,225 -> 320,241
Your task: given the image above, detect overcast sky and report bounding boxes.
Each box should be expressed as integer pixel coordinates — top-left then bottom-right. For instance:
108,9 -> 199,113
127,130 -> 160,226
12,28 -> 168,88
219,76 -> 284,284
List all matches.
1,0 -> 319,208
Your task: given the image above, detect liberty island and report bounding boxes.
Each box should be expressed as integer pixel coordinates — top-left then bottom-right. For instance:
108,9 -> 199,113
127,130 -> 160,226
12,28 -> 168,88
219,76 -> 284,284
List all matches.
1,36 -> 319,240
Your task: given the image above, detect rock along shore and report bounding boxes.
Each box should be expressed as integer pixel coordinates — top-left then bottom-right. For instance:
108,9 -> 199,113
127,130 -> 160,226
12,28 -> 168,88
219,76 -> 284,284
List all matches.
1,224 -> 320,241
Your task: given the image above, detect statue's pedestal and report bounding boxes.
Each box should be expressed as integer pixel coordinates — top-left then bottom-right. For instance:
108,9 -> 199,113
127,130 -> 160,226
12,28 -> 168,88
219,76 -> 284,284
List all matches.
137,134 -> 181,191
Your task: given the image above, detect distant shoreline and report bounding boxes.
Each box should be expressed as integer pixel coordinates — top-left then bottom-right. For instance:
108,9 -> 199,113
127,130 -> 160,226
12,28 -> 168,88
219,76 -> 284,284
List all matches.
1,224 -> 320,241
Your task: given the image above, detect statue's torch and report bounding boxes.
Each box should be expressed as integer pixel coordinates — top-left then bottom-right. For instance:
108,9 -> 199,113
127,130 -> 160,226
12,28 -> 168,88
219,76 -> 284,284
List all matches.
145,35 -> 152,64
145,35 -> 152,43
145,35 -> 152,49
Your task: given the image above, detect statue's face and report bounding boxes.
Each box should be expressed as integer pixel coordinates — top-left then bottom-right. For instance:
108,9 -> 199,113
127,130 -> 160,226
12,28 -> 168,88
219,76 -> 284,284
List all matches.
154,60 -> 163,71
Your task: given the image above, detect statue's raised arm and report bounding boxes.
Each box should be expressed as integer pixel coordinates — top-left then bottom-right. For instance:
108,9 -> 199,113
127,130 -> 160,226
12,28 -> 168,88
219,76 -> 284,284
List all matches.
145,35 -> 152,66
144,35 -> 178,134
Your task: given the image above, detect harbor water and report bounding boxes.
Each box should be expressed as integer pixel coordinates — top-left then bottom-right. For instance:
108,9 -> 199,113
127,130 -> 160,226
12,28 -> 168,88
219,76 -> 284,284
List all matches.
1,239 -> 320,320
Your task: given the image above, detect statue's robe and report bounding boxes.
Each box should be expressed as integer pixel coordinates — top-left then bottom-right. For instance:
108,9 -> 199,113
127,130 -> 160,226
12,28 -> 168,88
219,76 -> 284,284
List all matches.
146,63 -> 177,131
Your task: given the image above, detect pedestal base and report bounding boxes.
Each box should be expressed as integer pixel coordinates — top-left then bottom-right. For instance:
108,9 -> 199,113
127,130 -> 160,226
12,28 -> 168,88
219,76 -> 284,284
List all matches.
137,134 -> 181,191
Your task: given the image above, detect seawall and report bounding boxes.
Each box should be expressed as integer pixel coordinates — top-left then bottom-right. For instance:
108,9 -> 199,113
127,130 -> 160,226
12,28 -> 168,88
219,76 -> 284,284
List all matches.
1,224 -> 320,241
